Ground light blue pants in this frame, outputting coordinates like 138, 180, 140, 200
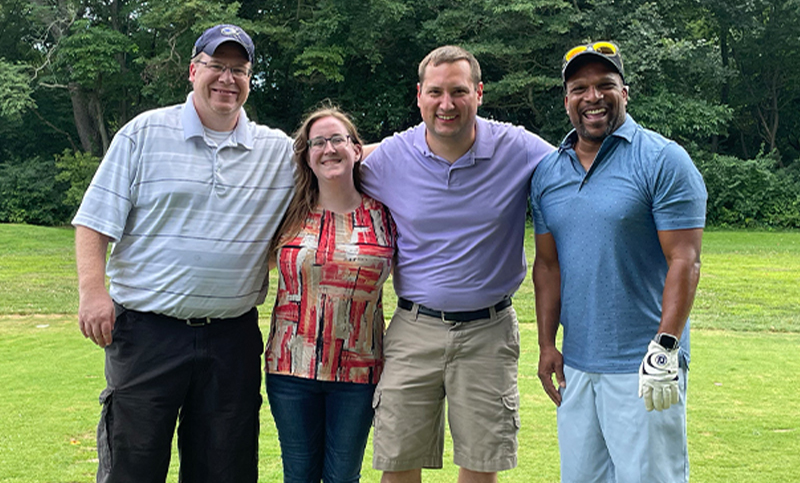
557, 365, 689, 483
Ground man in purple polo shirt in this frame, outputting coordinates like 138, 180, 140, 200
361, 45, 554, 483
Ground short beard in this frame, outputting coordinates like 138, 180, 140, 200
576, 125, 609, 143
576, 111, 625, 143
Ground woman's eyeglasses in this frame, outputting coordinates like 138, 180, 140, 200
307, 135, 350, 151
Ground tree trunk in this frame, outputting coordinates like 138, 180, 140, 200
712, 22, 731, 154
91, 91, 110, 154
69, 83, 100, 155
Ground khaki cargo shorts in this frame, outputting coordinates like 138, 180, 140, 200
371, 302, 520, 473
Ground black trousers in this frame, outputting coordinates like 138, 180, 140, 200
96, 304, 263, 483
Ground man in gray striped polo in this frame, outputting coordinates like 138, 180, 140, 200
72, 24, 294, 482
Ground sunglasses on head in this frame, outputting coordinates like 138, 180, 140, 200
564, 41, 619, 62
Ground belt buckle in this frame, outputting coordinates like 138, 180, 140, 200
441, 310, 460, 323
185, 317, 212, 327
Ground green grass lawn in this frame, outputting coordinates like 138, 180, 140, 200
1, 224, 798, 482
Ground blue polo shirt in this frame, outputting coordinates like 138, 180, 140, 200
530, 115, 707, 373
362, 117, 554, 311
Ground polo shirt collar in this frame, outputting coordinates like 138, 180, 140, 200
557, 114, 636, 154
472, 117, 496, 160
412, 116, 494, 163
181, 92, 254, 149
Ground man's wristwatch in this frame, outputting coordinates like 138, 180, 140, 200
653, 333, 680, 350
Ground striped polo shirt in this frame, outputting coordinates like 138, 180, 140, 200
73, 93, 295, 319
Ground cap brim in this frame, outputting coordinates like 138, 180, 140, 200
562, 51, 624, 84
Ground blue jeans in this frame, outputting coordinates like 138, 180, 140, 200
266, 373, 375, 483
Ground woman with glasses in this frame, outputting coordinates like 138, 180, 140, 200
265, 106, 395, 482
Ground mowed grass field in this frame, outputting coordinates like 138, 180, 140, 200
0, 224, 798, 482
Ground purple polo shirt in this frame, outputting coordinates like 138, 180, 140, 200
361, 117, 554, 311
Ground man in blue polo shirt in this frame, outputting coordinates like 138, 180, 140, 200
530, 41, 707, 482
361, 45, 554, 483
72, 24, 294, 482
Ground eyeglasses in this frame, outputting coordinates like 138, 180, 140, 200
564, 41, 619, 63
308, 134, 350, 151
195, 60, 252, 78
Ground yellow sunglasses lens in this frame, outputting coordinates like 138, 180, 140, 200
565, 45, 588, 62
565, 42, 618, 62
592, 42, 617, 55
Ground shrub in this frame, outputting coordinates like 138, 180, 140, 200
696, 152, 800, 228
0, 156, 72, 226
55, 149, 100, 213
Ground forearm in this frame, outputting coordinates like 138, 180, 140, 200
657, 228, 704, 338
533, 258, 561, 348
659, 257, 701, 338
75, 226, 111, 296
362, 142, 379, 159
75, 226, 116, 347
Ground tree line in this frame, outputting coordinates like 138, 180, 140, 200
1, 0, 799, 227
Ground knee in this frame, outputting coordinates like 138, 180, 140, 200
381, 469, 422, 483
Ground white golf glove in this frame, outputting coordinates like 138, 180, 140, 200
638, 340, 679, 411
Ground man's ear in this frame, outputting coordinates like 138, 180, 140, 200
189, 62, 197, 83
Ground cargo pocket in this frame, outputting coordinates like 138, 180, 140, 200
501, 385, 521, 450
97, 388, 114, 472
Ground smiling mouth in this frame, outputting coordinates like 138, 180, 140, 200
437, 114, 457, 121
212, 88, 238, 96
582, 107, 608, 120
586, 108, 605, 114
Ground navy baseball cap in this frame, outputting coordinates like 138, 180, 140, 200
562, 41, 624, 84
192, 24, 254, 63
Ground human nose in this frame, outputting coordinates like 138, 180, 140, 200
218, 66, 235, 82
440, 93, 455, 109
322, 138, 337, 153
585, 86, 603, 101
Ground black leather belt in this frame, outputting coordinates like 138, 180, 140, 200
169, 311, 254, 327
178, 308, 256, 326
114, 302, 254, 327
397, 297, 512, 322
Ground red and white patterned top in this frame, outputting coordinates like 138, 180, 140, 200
265, 195, 395, 384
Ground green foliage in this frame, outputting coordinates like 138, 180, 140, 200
0, 157, 71, 226
0, 59, 35, 120
632, 89, 733, 146
0, 0, 797, 225
55, 149, 100, 212
56, 20, 138, 89
702, 0, 800, 164
293, 45, 346, 83
696, 152, 800, 227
